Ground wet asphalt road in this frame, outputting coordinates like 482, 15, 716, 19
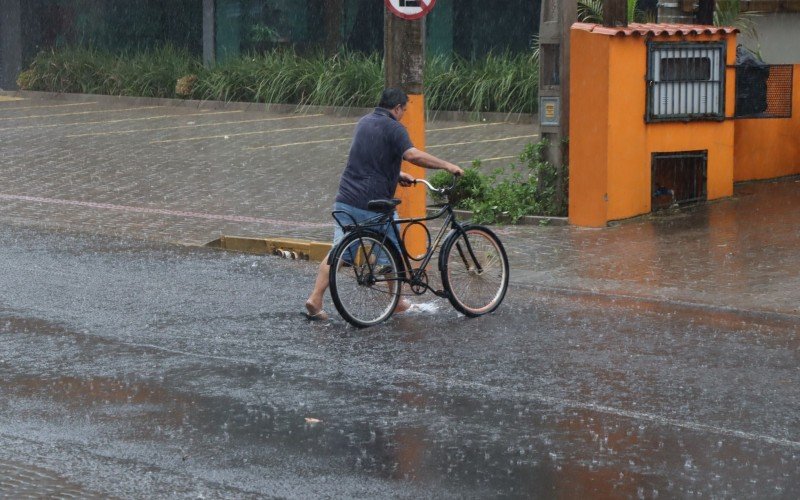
0, 225, 798, 498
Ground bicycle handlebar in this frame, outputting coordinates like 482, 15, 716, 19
410, 176, 457, 194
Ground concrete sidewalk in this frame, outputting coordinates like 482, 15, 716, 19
1, 93, 798, 318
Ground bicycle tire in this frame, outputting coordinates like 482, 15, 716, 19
329, 230, 403, 327
440, 225, 509, 317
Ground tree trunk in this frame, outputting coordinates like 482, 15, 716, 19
697, 0, 716, 25
603, 0, 627, 27
323, 0, 344, 53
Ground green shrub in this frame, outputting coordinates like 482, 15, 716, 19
16, 69, 35, 90
20, 45, 201, 98
428, 139, 566, 224
429, 166, 488, 207
426, 51, 539, 114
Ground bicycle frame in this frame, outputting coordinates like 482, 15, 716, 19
331, 182, 484, 298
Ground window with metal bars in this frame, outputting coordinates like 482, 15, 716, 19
646, 42, 726, 123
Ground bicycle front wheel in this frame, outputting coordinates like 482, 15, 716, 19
440, 225, 509, 317
329, 231, 402, 328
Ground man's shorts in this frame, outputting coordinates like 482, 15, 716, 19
332, 201, 402, 264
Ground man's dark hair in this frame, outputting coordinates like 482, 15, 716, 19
378, 88, 408, 109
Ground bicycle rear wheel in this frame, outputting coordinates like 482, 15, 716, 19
329, 231, 402, 327
440, 225, 509, 317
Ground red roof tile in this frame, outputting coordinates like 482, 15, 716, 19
572, 22, 739, 37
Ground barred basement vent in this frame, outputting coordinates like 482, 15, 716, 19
651, 151, 708, 211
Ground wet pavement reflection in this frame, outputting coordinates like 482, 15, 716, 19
0, 225, 798, 497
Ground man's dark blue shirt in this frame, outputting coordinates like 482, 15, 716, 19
335, 107, 414, 210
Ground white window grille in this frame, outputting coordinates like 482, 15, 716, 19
646, 42, 726, 122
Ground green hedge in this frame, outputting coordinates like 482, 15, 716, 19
18, 46, 539, 114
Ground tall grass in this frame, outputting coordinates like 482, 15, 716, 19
193, 51, 384, 107
18, 45, 202, 98
426, 51, 539, 114
19, 46, 539, 114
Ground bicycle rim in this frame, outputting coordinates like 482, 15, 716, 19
330, 234, 401, 327
442, 227, 509, 316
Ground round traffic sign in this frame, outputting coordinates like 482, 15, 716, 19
384, 0, 437, 20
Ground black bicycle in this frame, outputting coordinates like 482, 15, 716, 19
328, 177, 509, 327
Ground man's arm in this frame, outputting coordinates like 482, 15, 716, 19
403, 147, 464, 176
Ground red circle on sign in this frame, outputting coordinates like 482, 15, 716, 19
384, 0, 437, 20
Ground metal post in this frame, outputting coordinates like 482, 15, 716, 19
538, 0, 576, 211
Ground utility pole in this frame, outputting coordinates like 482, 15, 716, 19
384, 4, 428, 256
538, 0, 576, 212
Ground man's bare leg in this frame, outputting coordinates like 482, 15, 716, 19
305, 257, 330, 320
395, 297, 411, 313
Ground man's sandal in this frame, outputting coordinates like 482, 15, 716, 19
305, 302, 330, 321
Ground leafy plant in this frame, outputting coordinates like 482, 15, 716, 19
714, 0, 760, 45
249, 24, 281, 44
429, 166, 488, 207
175, 74, 198, 97
428, 139, 566, 224
578, 0, 644, 23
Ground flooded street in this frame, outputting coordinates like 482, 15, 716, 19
0, 225, 797, 498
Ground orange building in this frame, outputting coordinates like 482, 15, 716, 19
569, 23, 747, 227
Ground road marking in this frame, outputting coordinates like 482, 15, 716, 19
249, 140, 532, 153
246, 137, 351, 150
150, 122, 357, 144
0, 101, 95, 110
0, 110, 245, 133
0, 105, 162, 121
0, 193, 330, 229
428, 134, 539, 149
461, 155, 518, 164
428, 123, 505, 132
0, 96, 27, 103
66, 113, 323, 138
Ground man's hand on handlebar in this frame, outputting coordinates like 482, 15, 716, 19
446, 163, 465, 177
398, 171, 416, 187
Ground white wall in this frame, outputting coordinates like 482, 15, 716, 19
739, 13, 800, 64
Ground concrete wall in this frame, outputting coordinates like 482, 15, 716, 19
0, 0, 22, 90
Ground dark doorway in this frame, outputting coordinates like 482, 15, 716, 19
651, 151, 708, 210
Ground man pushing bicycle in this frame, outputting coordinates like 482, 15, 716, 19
305, 88, 464, 320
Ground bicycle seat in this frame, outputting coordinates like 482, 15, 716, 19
367, 198, 402, 212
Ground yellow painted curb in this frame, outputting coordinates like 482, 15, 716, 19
206, 236, 331, 262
